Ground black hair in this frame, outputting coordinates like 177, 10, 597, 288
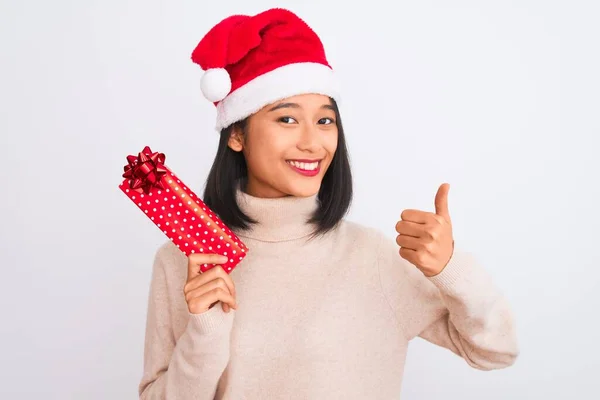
202, 97, 352, 237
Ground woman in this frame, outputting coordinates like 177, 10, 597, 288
138, 8, 518, 399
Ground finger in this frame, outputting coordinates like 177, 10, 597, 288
187, 253, 229, 279
395, 220, 426, 237
205, 266, 236, 298
396, 234, 421, 251
185, 277, 229, 301
399, 247, 418, 264
400, 209, 429, 224
222, 302, 230, 313
188, 287, 237, 314
434, 183, 451, 221
184, 268, 235, 300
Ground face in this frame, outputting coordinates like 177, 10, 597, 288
228, 93, 339, 198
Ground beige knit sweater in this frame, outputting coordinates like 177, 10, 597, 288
138, 189, 518, 399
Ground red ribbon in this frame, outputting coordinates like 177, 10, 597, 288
122, 146, 168, 194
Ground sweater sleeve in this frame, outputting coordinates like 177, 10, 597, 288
138, 245, 235, 399
376, 234, 519, 370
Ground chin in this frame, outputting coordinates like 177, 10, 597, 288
284, 179, 322, 198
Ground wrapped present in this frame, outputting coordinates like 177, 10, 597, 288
119, 146, 248, 274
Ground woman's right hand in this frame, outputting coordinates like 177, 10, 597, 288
184, 253, 237, 314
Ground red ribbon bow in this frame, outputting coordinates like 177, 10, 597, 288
122, 146, 168, 194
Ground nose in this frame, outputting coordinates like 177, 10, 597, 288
296, 123, 321, 153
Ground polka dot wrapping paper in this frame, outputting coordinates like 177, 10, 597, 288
119, 146, 249, 274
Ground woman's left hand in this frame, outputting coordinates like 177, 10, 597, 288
395, 183, 455, 277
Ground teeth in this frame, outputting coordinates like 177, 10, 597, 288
288, 160, 319, 171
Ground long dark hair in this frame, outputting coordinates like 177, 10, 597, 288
202, 97, 352, 237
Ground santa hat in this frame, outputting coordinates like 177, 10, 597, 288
190, 8, 341, 131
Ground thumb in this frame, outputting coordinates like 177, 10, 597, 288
434, 183, 451, 221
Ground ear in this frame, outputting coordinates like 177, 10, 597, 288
227, 125, 244, 152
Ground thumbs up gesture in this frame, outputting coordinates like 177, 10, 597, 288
395, 183, 455, 277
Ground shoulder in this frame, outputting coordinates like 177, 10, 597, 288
334, 219, 408, 272
151, 240, 188, 279
154, 239, 187, 263
333, 219, 396, 253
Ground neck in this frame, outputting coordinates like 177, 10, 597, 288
234, 187, 319, 242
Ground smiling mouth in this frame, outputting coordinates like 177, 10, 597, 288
286, 160, 321, 171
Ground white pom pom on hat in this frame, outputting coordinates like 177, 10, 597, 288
200, 68, 231, 102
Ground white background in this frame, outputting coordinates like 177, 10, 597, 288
1, 0, 598, 398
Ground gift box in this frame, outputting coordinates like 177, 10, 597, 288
119, 146, 248, 274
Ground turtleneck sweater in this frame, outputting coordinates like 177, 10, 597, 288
138, 189, 519, 399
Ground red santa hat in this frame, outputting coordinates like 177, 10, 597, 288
190, 8, 341, 131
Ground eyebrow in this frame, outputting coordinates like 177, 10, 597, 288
267, 102, 335, 112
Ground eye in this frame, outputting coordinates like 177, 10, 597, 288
318, 117, 335, 125
278, 116, 297, 124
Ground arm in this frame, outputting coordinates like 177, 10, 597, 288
139, 245, 234, 399
377, 235, 519, 370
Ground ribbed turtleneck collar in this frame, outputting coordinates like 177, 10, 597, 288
234, 187, 320, 242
